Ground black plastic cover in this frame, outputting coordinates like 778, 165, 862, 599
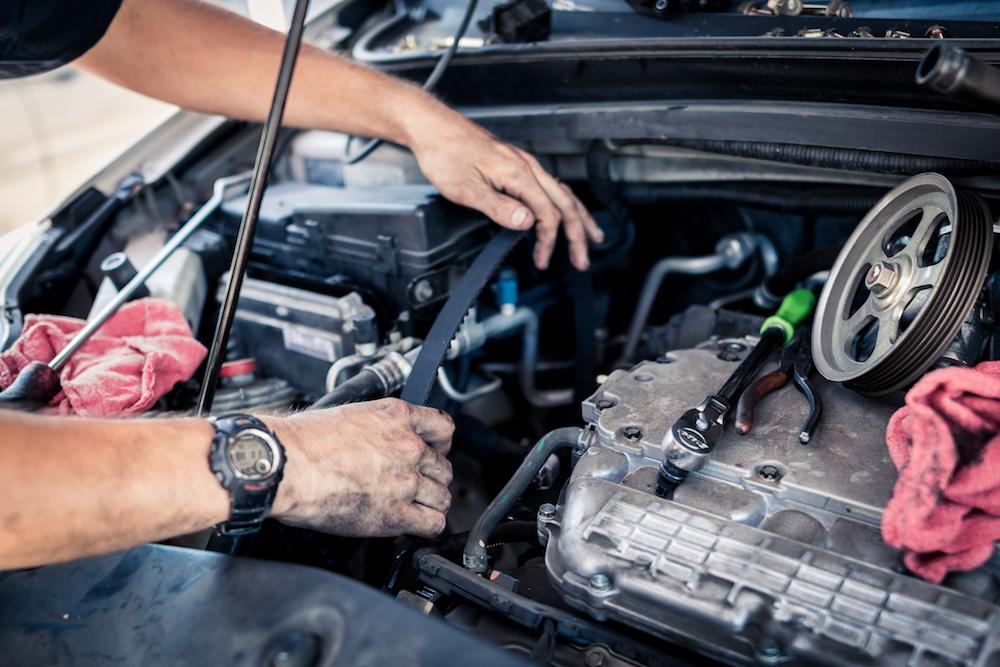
221, 183, 491, 313
0, 545, 527, 666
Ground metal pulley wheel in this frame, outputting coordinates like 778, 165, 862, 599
812, 173, 993, 395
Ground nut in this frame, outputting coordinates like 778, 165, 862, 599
865, 262, 898, 296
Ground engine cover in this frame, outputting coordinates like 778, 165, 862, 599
542, 342, 1000, 666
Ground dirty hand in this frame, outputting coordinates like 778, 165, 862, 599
408, 113, 604, 271
267, 399, 454, 538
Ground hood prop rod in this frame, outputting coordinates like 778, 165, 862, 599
196, 0, 311, 416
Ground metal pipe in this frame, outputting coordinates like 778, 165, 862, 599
622, 234, 756, 363
482, 307, 572, 407
436, 366, 502, 403
325, 353, 369, 392
917, 44, 1000, 113
50, 173, 250, 371
311, 349, 418, 409
196, 0, 311, 416
463, 427, 588, 574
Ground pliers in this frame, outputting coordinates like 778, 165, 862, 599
735, 334, 822, 445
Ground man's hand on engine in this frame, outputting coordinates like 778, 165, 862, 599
268, 399, 454, 538
407, 114, 604, 272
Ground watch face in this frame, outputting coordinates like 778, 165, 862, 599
228, 431, 277, 480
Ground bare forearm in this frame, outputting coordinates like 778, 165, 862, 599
77, 0, 457, 148
0, 413, 227, 569
0, 399, 455, 570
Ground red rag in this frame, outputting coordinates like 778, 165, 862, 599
0, 298, 207, 417
882, 361, 1000, 583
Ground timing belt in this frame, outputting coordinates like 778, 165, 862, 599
401, 228, 525, 406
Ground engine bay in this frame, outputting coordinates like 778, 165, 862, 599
5, 104, 1000, 665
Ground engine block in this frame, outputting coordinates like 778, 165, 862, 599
542, 341, 1000, 666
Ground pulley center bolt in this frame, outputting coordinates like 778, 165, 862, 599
865, 262, 899, 296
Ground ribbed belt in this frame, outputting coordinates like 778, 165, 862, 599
401, 229, 525, 406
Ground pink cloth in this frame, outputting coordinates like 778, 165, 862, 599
882, 361, 1000, 583
0, 298, 206, 417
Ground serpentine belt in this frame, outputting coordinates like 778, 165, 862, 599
401, 228, 525, 406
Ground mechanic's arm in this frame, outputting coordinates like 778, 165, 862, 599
76, 0, 602, 271
0, 399, 453, 569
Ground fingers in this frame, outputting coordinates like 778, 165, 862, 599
414, 477, 451, 513
406, 404, 455, 454
419, 447, 454, 487
564, 182, 604, 246
487, 160, 562, 270
518, 150, 600, 272
398, 503, 447, 538
473, 187, 536, 232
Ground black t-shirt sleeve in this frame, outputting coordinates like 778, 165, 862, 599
0, 0, 124, 79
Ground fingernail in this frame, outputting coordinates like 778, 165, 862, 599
594, 230, 606, 243
511, 208, 530, 228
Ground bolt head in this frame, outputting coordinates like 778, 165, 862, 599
758, 464, 781, 481
757, 638, 782, 658
653, 0, 668, 10
623, 426, 643, 441
413, 279, 435, 303
584, 649, 608, 667
589, 573, 611, 591
538, 503, 557, 520
767, 0, 802, 14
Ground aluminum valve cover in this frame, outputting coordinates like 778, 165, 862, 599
542, 343, 1000, 666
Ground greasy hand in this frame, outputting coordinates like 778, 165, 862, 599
409, 114, 603, 271
268, 399, 454, 538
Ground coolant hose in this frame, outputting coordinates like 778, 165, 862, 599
463, 427, 587, 574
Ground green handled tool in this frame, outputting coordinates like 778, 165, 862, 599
656, 288, 816, 497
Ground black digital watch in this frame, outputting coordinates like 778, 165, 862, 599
207, 414, 286, 536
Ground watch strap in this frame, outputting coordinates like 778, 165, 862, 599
208, 414, 285, 536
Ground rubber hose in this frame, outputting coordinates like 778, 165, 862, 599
755, 244, 842, 309
311, 368, 386, 409
640, 139, 1000, 175
917, 44, 1000, 114
463, 427, 586, 573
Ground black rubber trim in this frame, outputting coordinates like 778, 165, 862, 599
401, 229, 525, 406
